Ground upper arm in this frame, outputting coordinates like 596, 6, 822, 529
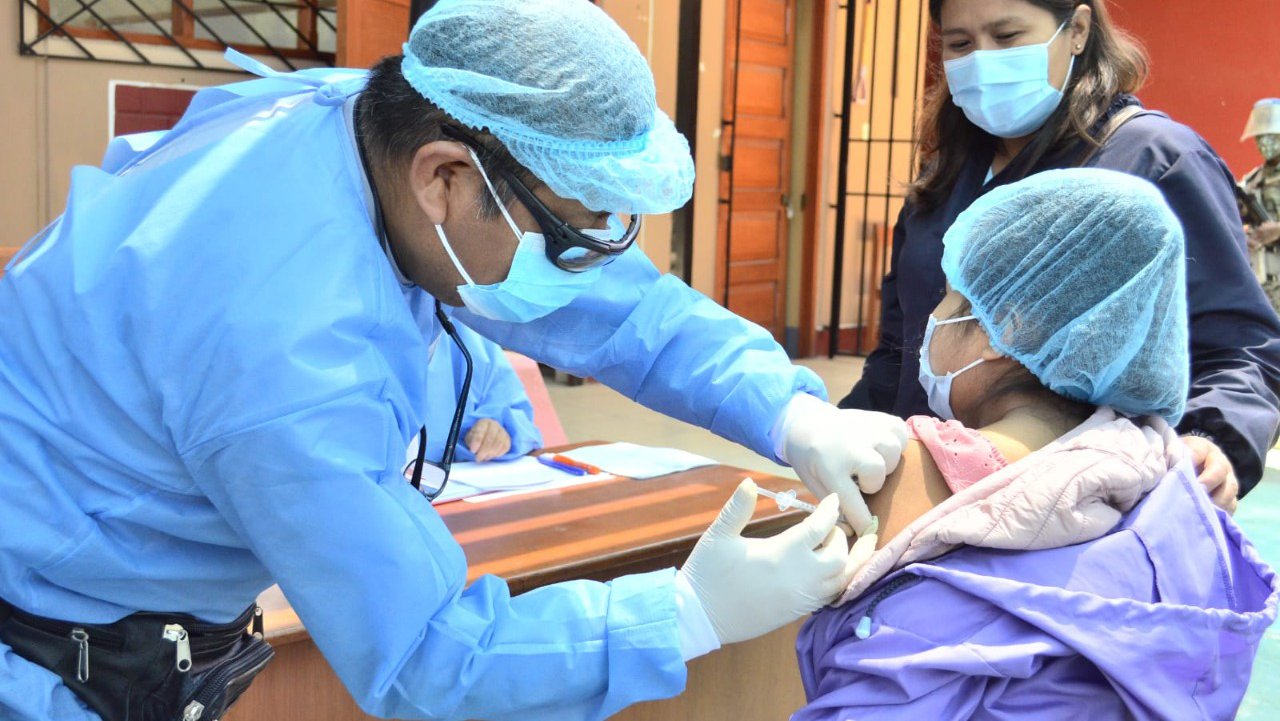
864, 438, 952, 546
459, 246, 826, 458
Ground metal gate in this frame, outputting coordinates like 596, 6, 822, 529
825, 0, 930, 357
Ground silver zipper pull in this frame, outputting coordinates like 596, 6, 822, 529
162, 624, 192, 672
70, 628, 89, 682
182, 700, 206, 721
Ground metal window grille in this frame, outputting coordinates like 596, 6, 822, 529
826, 0, 930, 357
19, 0, 337, 71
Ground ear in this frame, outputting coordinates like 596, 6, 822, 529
1069, 5, 1093, 56
407, 140, 477, 226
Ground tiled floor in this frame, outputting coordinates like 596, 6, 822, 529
546, 355, 865, 478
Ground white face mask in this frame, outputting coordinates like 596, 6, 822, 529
944, 22, 1075, 139
435, 148, 607, 324
918, 314, 984, 421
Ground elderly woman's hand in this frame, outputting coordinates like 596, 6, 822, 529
1181, 435, 1239, 514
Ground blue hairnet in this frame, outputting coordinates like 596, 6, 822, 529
402, 0, 694, 214
941, 168, 1189, 423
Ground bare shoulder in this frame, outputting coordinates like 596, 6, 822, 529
864, 439, 952, 548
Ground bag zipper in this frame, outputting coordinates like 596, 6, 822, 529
163, 624, 193, 672
70, 628, 90, 682
181, 639, 275, 721
854, 574, 924, 640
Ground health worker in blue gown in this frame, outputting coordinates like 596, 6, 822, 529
0, 1, 905, 720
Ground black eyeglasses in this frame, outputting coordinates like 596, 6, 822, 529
440, 124, 643, 272
403, 301, 473, 501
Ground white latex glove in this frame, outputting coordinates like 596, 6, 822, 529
677, 478, 876, 646
779, 395, 908, 534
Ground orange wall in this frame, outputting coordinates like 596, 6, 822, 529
1110, 0, 1280, 177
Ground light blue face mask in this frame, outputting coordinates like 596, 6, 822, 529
944, 22, 1075, 139
918, 314, 985, 421
435, 149, 615, 323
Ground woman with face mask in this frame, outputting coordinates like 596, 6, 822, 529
795, 168, 1278, 721
838, 0, 1280, 514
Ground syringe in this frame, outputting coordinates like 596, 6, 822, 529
756, 484, 880, 538
756, 486, 817, 513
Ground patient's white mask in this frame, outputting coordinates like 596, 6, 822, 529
918, 314, 985, 421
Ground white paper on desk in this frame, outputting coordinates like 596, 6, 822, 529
558, 442, 717, 480
462, 472, 614, 504
430, 457, 581, 504
451, 457, 572, 489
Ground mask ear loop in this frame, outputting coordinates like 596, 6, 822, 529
434, 223, 477, 287
928, 314, 987, 376
460, 145, 523, 240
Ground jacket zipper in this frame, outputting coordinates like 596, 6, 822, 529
855, 574, 924, 640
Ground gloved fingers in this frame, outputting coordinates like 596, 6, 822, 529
850, 448, 888, 495
797, 473, 835, 507
844, 532, 878, 577
813, 526, 850, 573
782, 493, 841, 549
836, 479, 874, 536
873, 427, 908, 475
706, 478, 759, 539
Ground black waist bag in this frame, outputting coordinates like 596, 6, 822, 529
0, 598, 274, 721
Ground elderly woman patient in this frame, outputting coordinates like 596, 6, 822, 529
795, 169, 1278, 720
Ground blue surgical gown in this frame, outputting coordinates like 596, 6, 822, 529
0, 67, 824, 720
425, 323, 542, 463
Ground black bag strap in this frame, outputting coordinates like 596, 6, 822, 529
1077, 105, 1146, 167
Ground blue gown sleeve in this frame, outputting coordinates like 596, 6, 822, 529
838, 207, 909, 413
452, 326, 543, 462
456, 247, 827, 460
181, 403, 683, 720
1152, 147, 1280, 493
167, 249, 685, 719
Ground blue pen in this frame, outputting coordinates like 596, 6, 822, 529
537, 454, 587, 476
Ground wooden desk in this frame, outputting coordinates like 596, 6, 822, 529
229, 453, 816, 721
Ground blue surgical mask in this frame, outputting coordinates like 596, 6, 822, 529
944, 22, 1075, 139
918, 314, 984, 421
435, 150, 609, 323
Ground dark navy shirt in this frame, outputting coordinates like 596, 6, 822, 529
840, 97, 1280, 494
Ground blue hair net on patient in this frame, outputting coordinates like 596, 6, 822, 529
941, 168, 1189, 423
401, 0, 694, 214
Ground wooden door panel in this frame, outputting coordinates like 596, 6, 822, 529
727, 280, 780, 330
730, 210, 785, 261
337, 0, 410, 68
737, 65, 786, 117
719, 0, 795, 341
741, 0, 789, 42
733, 140, 785, 189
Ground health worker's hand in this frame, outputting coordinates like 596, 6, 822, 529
678, 479, 875, 646
780, 396, 908, 534
1182, 435, 1239, 514
465, 419, 512, 462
